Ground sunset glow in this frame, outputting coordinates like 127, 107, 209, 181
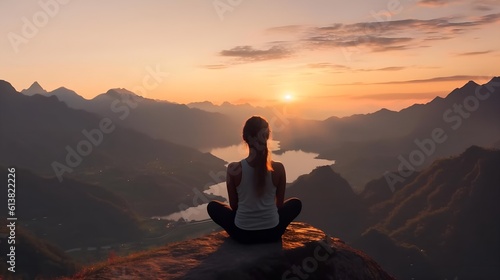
1, 1, 499, 119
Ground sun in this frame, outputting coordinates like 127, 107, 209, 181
283, 93, 294, 102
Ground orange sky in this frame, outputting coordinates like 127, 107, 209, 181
1, 1, 499, 119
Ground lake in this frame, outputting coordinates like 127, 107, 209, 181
158, 140, 335, 221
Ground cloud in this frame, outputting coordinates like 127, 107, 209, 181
214, 13, 500, 66
358, 66, 406, 72
300, 13, 500, 52
306, 63, 406, 72
219, 45, 292, 62
307, 63, 350, 70
311, 91, 444, 102
199, 64, 229, 70
329, 75, 492, 86
374, 75, 493, 85
305, 34, 414, 51
471, 0, 500, 11
418, 0, 454, 6
455, 50, 493, 56
265, 25, 306, 34
350, 91, 444, 101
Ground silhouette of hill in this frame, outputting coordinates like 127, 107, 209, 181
69, 222, 395, 280
21, 81, 47, 95
279, 145, 500, 279
49, 86, 88, 108
0, 167, 142, 249
366, 146, 500, 279
286, 166, 365, 241
20, 81, 88, 108
0, 225, 79, 279
85, 89, 242, 150
20, 82, 243, 150
188, 101, 277, 126
360, 171, 420, 222
352, 228, 437, 279
0, 80, 227, 216
278, 77, 500, 191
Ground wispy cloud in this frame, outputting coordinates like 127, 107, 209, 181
455, 50, 493, 56
328, 75, 492, 86
219, 45, 292, 62
306, 63, 406, 72
472, 0, 500, 11
350, 91, 444, 101
215, 13, 500, 66
373, 75, 492, 85
306, 63, 350, 70
265, 25, 306, 34
418, 0, 454, 7
199, 64, 229, 70
311, 91, 444, 101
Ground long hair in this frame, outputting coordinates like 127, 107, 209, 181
243, 116, 273, 196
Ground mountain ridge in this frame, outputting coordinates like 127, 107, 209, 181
277, 76, 500, 191
0, 81, 227, 217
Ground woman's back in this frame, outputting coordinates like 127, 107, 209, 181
207, 115, 301, 244
234, 159, 279, 230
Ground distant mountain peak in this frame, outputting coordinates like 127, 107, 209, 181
463, 80, 480, 90
445, 79, 481, 99
107, 88, 138, 95
22, 81, 47, 96
105, 88, 140, 99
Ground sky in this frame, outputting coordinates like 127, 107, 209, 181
1, 0, 499, 119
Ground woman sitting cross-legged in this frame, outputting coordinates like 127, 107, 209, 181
207, 116, 302, 244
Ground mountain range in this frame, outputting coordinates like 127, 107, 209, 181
277, 77, 500, 191
20, 82, 241, 150
1, 80, 227, 217
2, 77, 499, 279
364, 146, 500, 279
287, 145, 500, 279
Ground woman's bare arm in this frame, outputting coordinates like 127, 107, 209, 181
226, 162, 240, 211
273, 162, 286, 209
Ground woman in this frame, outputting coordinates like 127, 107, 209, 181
207, 116, 302, 244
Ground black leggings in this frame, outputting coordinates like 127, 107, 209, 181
207, 198, 302, 244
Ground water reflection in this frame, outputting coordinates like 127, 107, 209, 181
161, 141, 335, 221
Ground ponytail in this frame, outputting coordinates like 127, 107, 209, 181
243, 116, 273, 196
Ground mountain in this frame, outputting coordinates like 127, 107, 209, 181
36, 86, 242, 150
278, 77, 500, 191
286, 166, 365, 241
352, 228, 437, 279
364, 146, 500, 279
0, 167, 142, 249
49, 86, 88, 109
187, 101, 277, 126
0, 225, 79, 279
21, 81, 47, 95
280, 145, 500, 279
70, 222, 395, 280
20, 81, 88, 109
18, 82, 244, 150
0, 80, 227, 216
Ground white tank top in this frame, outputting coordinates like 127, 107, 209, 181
234, 159, 279, 230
